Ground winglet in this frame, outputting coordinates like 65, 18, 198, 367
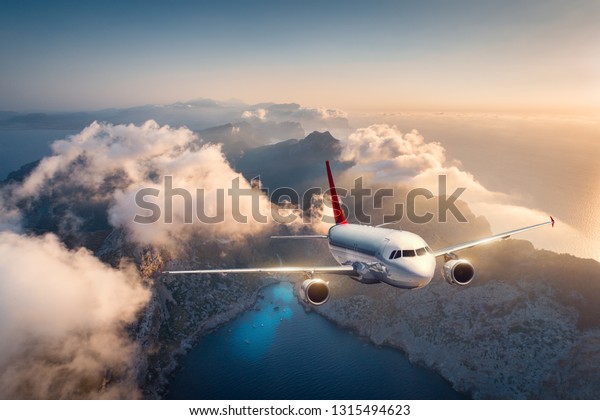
550, 215, 555, 227
325, 160, 347, 225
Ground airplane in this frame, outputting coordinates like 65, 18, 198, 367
164, 161, 554, 306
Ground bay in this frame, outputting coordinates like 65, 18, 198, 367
167, 282, 465, 400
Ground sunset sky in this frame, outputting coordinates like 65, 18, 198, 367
1, 0, 598, 114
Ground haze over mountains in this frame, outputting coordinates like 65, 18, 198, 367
0, 99, 350, 134
0, 99, 599, 398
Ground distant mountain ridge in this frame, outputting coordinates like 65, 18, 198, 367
0, 99, 350, 134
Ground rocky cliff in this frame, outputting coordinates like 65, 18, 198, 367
308, 240, 600, 398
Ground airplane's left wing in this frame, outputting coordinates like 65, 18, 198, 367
433, 216, 554, 257
164, 266, 357, 276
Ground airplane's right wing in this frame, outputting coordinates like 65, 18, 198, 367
164, 266, 357, 276
432, 216, 554, 257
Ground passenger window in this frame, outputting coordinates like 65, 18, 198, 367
403, 249, 416, 257
416, 248, 426, 256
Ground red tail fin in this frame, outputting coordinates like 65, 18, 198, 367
325, 160, 347, 225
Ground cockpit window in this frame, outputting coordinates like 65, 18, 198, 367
390, 247, 431, 259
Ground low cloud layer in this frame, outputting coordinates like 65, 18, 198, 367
341, 124, 447, 178
241, 103, 349, 135
15, 120, 274, 248
0, 232, 150, 398
242, 104, 347, 121
340, 124, 596, 260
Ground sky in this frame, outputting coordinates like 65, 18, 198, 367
0, 0, 599, 114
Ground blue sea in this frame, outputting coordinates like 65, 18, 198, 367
0, 129, 78, 180
167, 282, 465, 400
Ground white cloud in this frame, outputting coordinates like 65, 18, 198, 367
240, 104, 350, 137
0, 232, 150, 398
341, 124, 597, 260
341, 124, 446, 179
15, 120, 275, 248
289, 106, 348, 120
241, 108, 268, 120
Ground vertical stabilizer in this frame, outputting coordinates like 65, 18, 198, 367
325, 160, 347, 225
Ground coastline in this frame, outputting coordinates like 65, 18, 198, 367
151, 256, 600, 400
153, 278, 469, 399
141, 278, 279, 398
304, 294, 469, 397
303, 274, 599, 399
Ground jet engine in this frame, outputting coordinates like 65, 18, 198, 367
301, 278, 330, 306
442, 259, 475, 286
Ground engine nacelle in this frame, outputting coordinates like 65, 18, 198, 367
442, 259, 475, 286
301, 278, 330, 306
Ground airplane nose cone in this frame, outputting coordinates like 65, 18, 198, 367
405, 266, 431, 280
400, 257, 436, 280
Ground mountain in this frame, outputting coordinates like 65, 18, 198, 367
0, 111, 19, 121
234, 131, 351, 205
198, 120, 305, 161
0, 106, 236, 131
0, 99, 242, 130
0, 112, 100, 129
2, 160, 41, 184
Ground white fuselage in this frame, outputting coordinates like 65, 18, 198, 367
328, 224, 436, 289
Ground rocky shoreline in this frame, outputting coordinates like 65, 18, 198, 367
145, 248, 600, 400
126, 234, 600, 400
303, 253, 600, 399
139, 277, 278, 398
